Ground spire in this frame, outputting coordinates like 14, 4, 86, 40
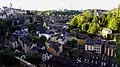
43, 22, 48, 29
10, 3, 12, 8
118, 4, 120, 8
10, 0, 12, 8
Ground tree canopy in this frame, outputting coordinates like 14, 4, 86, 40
69, 8, 120, 34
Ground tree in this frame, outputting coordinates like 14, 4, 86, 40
83, 10, 92, 22
81, 23, 89, 32
116, 35, 120, 66
92, 9, 99, 23
24, 53, 42, 66
69, 8, 120, 34
77, 15, 85, 28
66, 39, 77, 48
0, 49, 20, 65
0, 20, 9, 39
70, 17, 78, 27
101, 13, 107, 26
107, 16, 119, 31
87, 22, 100, 34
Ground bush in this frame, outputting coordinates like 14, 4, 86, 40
0, 49, 19, 65
24, 53, 42, 65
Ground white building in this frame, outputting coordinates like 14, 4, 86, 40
85, 39, 106, 54
0, 14, 7, 19
102, 28, 112, 37
104, 40, 117, 57
85, 45, 94, 51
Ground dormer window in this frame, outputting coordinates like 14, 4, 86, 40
84, 59, 86, 62
95, 61, 97, 64
102, 57, 103, 60
103, 62, 106, 66
115, 64, 117, 67
87, 59, 89, 62
91, 60, 93, 63
101, 62, 103, 66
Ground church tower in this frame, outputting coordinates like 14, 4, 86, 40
10, 0, 12, 8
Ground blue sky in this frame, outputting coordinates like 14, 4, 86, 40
0, 0, 120, 10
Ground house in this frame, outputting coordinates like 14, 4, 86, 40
77, 34, 89, 45
85, 38, 94, 51
0, 8, 7, 19
85, 39, 107, 54
57, 36, 67, 45
94, 39, 106, 54
0, 13, 6, 19
104, 40, 117, 57
76, 55, 118, 67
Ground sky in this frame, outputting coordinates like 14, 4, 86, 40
0, 0, 120, 10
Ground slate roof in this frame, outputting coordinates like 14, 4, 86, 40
86, 38, 94, 45
39, 27, 46, 33
77, 34, 89, 39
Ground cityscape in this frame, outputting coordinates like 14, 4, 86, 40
0, 0, 120, 67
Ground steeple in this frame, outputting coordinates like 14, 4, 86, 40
118, 4, 120, 8
10, 0, 12, 8
43, 22, 48, 29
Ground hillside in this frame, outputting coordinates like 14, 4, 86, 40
69, 8, 120, 34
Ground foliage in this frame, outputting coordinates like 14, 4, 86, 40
0, 20, 9, 37
87, 22, 100, 34
24, 53, 42, 65
0, 49, 19, 65
66, 39, 77, 48
92, 9, 99, 23
28, 24, 39, 33
69, 8, 120, 34
107, 16, 119, 30
116, 35, 120, 65
70, 17, 78, 27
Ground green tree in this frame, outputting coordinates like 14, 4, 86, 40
77, 15, 85, 28
83, 10, 92, 22
0, 49, 19, 65
92, 9, 99, 23
107, 16, 119, 31
116, 35, 120, 66
81, 23, 89, 32
87, 22, 100, 34
24, 53, 42, 66
70, 17, 78, 27
0, 20, 9, 39
101, 13, 107, 26
66, 39, 77, 48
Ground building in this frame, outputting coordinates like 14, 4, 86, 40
76, 55, 118, 67
77, 34, 89, 45
104, 40, 117, 57
85, 39, 106, 54
85, 38, 94, 51
94, 39, 106, 54
102, 28, 112, 38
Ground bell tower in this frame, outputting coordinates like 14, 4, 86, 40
10, 0, 12, 8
